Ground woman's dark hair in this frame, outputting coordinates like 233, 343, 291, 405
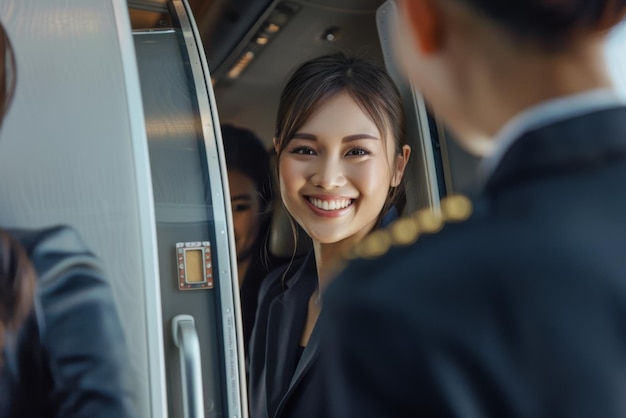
0, 21, 15, 130
274, 53, 407, 222
221, 124, 272, 212
0, 231, 36, 356
458, 0, 626, 49
0, 23, 36, 357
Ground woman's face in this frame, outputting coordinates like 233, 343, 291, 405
277, 91, 407, 247
228, 169, 262, 262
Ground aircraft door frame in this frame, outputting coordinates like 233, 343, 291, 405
168, 1, 247, 416
132, 0, 247, 416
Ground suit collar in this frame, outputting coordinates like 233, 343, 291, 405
480, 89, 626, 181
485, 106, 626, 195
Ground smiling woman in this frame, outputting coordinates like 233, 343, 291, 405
247, 53, 410, 418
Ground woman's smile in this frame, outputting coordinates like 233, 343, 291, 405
305, 195, 356, 217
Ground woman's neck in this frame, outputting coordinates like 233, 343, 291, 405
301, 224, 377, 346
313, 231, 368, 292
299, 239, 349, 347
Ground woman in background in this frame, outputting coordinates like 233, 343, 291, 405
222, 124, 275, 355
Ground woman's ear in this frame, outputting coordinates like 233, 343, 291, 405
273, 137, 279, 154
391, 145, 411, 187
399, 0, 443, 55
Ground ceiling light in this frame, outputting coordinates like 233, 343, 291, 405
227, 51, 255, 79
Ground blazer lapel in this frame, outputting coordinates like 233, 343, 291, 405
275, 322, 320, 416
263, 252, 317, 416
262, 294, 302, 415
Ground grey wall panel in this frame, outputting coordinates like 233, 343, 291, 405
0, 0, 165, 416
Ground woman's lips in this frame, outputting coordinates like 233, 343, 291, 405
305, 195, 355, 218
307, 196, 354, 211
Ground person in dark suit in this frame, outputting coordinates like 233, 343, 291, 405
247, 53, 411, 418
0, 21, 135, 418
319, 0, 626, 416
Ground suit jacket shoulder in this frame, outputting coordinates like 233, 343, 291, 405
1, 225, 136, 418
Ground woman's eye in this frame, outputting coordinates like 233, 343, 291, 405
290, 146, 316, 155
233, 204, 251, 212
346, 147, 369, 156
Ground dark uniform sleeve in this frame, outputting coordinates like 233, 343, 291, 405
320, 223, 626, 418
19, 226, 136, 417
318, 258, 432, 418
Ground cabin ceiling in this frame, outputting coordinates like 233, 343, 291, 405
129, 0, 388, 146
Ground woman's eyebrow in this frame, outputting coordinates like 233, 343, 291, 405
292, 133, 317, 141
342, 134, 380, 142
291, 133, 379, 141
231, 194, 253, 201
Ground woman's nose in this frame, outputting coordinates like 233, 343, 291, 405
310, 158, 347, 189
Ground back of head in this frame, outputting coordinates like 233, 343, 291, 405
456, 0, 626, 49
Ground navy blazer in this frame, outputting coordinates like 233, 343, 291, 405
248, 251, 327, 418
320, 106, 626, 417
0, 226, 135, 418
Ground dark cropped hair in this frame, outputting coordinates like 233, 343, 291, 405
458, 0, 626, 48
221, 124, 272, 210
0, 23, 37, 357
274, 53, 407, 219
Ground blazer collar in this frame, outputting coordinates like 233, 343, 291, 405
485, 106, 626, 195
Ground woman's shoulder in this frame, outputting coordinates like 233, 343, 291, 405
10, 224, 87, 250
4, 225, 136, 416
8, 225, 100, 280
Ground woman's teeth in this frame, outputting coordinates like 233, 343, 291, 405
309, 197, 353, 211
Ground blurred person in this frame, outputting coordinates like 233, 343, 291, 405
222, 124, 274, 354
319, 0, 626, 416
247, 53, 410, 418
0, 21, 135, 418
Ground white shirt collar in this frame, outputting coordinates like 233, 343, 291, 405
478, 88, 626, 182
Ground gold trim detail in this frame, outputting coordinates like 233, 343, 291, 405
441, 194, 472, 222
346, 194, 473, 261
390, 216, 420, 246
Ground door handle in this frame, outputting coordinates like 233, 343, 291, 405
172, 314, 205, 418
